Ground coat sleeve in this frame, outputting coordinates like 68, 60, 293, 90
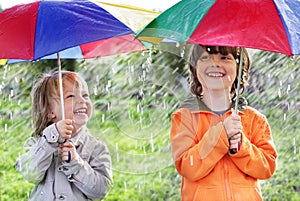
170, 108, 229, 181
230, 111, 277, 180
16, 133, 58, 183
59, 138, 112, 200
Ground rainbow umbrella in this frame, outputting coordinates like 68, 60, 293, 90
137, 0, 300, 56
0, 1, 160, 64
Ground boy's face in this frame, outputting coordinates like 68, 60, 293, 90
196, 49, 237, 93
50, 79, 93, 133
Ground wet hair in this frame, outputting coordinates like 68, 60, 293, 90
31, 70, 85, 136
189, 45, 250, 100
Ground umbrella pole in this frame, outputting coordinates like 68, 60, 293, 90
231, 48, 244, 153
234, 48, 244, 114
57, 52, 65, 120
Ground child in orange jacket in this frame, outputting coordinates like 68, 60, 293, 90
170, 45, 277, 201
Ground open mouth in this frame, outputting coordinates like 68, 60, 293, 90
207, 72, 225, 77
74, 108, 87, 115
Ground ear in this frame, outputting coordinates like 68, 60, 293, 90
47, 113, 56, 120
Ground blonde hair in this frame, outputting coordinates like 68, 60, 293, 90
31, 70, 84, 136
189, 45, 250, 100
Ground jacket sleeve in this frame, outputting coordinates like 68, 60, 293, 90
16, 127, 58, 183
59, 138, 112, 200
230, 111, 277, 180
170, 108, 229, 181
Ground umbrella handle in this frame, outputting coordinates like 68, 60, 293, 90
231, 48, 244, 153
66, 151, 71, 163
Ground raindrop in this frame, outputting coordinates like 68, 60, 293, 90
115, 143, 119, 162
116, 152, 119, 162
112, 67, 117, 74
150, 135, 154, 152
4, 123, 7, 132
139, 116, 143, 124
115, 143, 119, 152
107, 80, 111, 88
124, 181, 127, 193
278, 89, 281, 98
287, 84, 291, 94
142, 70, 146, 80
180, 46, 186, 57
159, 171, 162, 182
283, 113, 286, 121
279, 80, 283, 87
293, 137, 297, 155
18, 152, 22, 171
101, 114, 105, 123
137, 104, 141, 113
93, 86, 98, 95
161, 100, 166, 109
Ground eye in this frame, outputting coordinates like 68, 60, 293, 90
221, 55, 234, 62
199, 54, 211, 62
83, 93, 90, 99
66, 94, 75, 99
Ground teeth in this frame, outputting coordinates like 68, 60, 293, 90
74, 109, 87, 114
207, 73, 224, 77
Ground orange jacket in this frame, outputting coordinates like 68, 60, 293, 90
170, 96, 277, 201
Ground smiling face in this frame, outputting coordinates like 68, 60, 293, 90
50, 75, 93, 134
196, 48, 237, 94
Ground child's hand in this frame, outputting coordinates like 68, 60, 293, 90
229, 133, 241, 150
55, 119, 74, 141
59, 141, 76, 162
223, 114, 242, 139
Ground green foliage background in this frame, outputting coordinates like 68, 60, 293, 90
0, 47, 299, 200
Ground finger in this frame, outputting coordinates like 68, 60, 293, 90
230, 133, 242, 140
230, 138, 240, 145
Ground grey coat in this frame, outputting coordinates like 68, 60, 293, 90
16, 125, 112, 201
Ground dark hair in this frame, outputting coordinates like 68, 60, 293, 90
189, 45, 250, 100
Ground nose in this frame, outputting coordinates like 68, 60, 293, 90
210, 55, 221, 66
77, 95, 86, 103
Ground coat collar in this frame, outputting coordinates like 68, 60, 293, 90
179, 94, 248, 113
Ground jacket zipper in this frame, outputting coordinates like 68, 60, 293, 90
224, 158, 231, 201
220, 113, 232, 201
